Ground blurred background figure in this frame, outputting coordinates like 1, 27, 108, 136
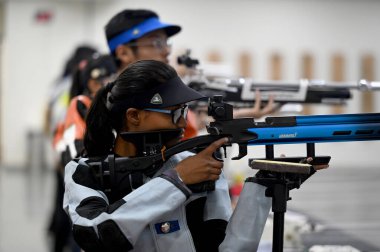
45, 45, 98, 252
61, 54, 117, 165
44, 46, 98, 143
46, 54, 116, 252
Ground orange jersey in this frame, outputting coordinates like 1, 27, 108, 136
52, 122, 65, 150
183, 110, 198, 140
64, 95, 92, 140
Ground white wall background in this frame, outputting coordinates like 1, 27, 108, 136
1, 0, 380, 166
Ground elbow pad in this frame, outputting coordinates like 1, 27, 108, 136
73, 220, 133, 252
72, 196, 133, 252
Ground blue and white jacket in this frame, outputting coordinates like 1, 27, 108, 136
63, 151, 271, 252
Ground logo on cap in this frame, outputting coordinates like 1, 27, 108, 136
133, 29, 139, 36
90, 68, 106, 79
151, 93, 163, 104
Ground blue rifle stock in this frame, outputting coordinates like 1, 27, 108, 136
249, 113, 380, 145
204, 95, 380, 160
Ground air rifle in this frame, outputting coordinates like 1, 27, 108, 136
178, 50, 380, 106
124, 94, 380, 164
90, 95, 380, 197
87, 96, 380, 252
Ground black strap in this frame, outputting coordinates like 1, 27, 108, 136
76, 99, 89, 120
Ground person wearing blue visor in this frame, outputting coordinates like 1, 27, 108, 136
103, 9, 276, 125
105, 9, 180, 72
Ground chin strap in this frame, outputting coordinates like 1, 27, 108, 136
161, 145, 167, 161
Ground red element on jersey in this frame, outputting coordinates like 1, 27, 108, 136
182, 110, 198, 140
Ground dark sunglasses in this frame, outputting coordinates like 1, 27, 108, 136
144, 105, 189, 124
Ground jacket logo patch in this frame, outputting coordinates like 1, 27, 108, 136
155, 220, 180, 234
150, 93, 163, 104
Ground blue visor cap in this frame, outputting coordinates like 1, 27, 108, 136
108, 17, 181, 53
108, 76, 206, 113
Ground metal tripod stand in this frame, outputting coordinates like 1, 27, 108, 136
250, 143, 320, 252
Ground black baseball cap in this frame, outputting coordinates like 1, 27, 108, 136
138, 76, 206, 109
82, 54, 117, 84
107, 76, 206, 113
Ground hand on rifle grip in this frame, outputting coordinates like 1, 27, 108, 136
175, 138, 228, 185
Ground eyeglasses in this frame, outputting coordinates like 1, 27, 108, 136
144, 105, 188, 124
127, 38, 172, 52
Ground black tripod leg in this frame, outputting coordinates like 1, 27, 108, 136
272, 183, 288, 252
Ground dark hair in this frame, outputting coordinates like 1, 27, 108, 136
84, 60, 177, 157
69, 54, 117, 99
62, 45, 97, 78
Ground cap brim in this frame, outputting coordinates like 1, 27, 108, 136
161, 24, 181, 38
156, 77, 206, 108
139, 22, 181, 40
108, 17, 181, 53
108, 76, 207, 112
130, 76, 206, 109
